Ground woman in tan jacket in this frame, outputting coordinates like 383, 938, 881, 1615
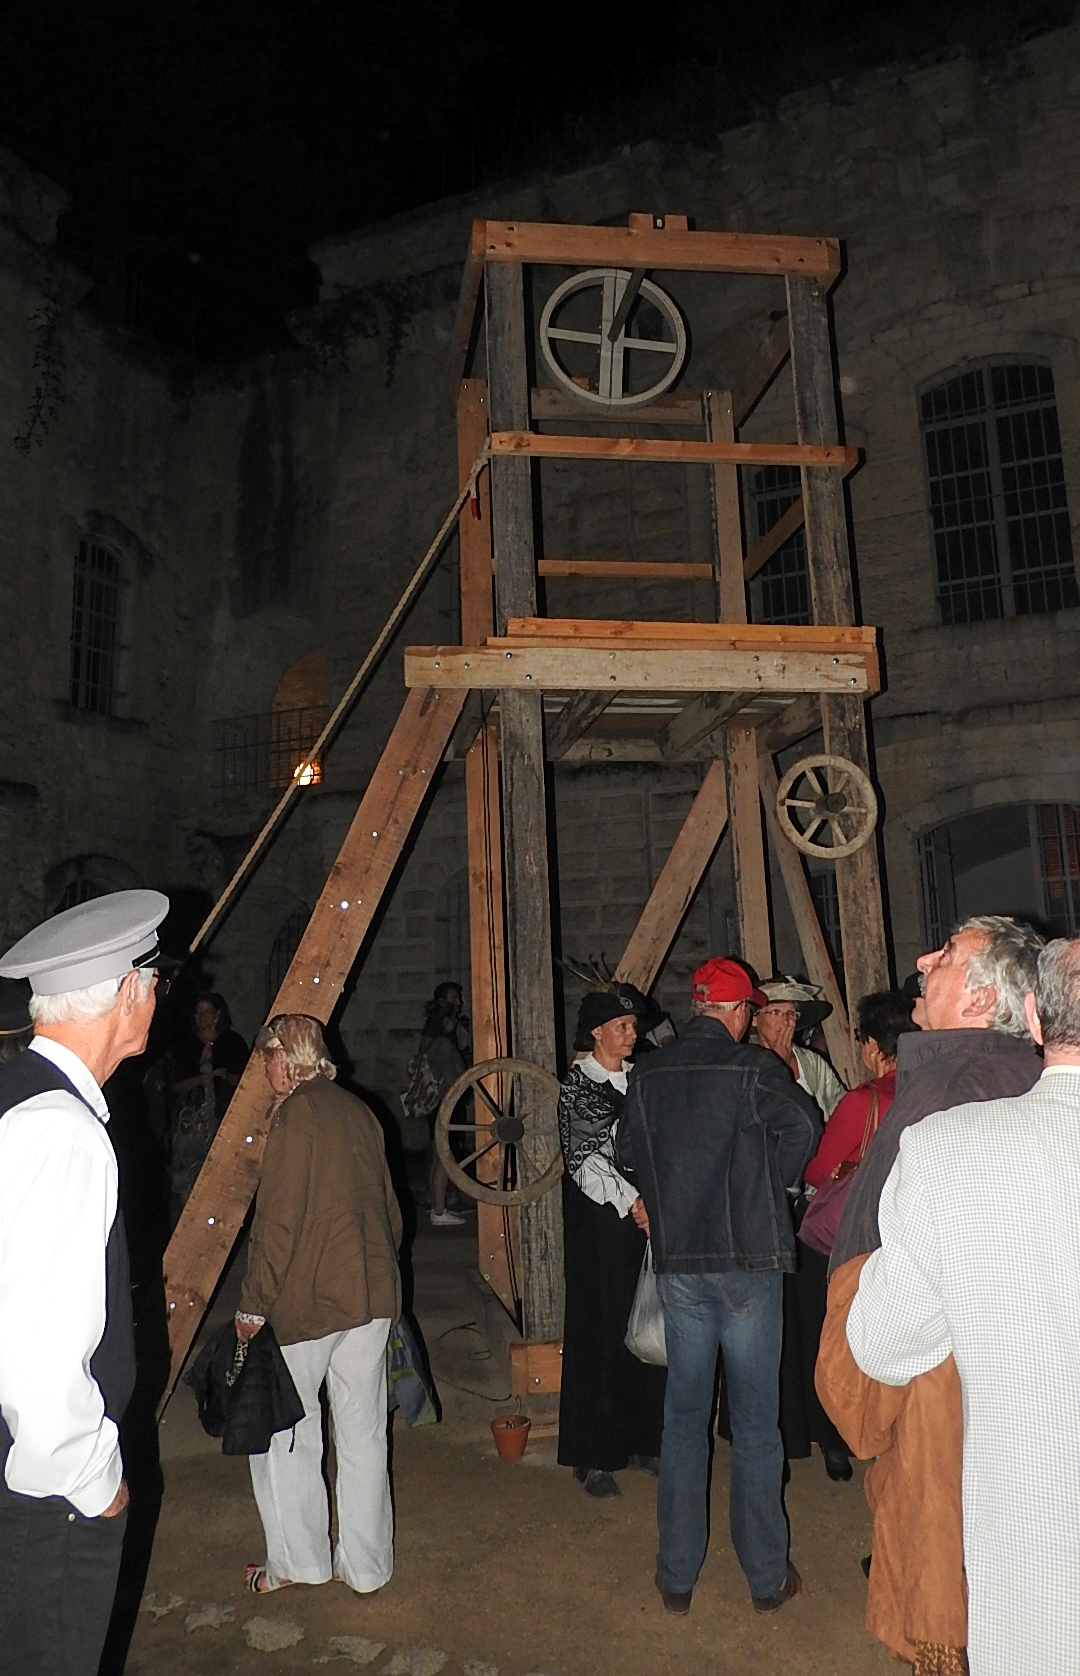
234, 1014, 403, 1596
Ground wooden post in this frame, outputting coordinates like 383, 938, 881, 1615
705, 387, 772, 978
786, 275, 889, 1031
161, 685, 466, 1396
457, 377, 518, 1315
484, 260, 563, 1349
615, 759, 729, 992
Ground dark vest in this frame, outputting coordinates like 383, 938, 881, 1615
0, 1050, 136, 1462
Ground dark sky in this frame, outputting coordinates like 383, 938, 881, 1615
1, 0, 1072, 359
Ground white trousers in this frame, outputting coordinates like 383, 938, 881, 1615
249, 1318, 393, 1592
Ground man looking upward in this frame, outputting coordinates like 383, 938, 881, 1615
0, 890, 168, 1676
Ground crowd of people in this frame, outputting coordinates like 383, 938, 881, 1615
1, 884, 1078, 1676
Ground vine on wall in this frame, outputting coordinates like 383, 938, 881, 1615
13, 302, 67, 454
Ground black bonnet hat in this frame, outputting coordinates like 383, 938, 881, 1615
575, 986, 643, 1047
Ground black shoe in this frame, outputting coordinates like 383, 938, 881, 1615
654, 1573, 692, 1615
572, 1467, 621, 1498
752, 1562, 802, 1614
823, 1447, 853, 1482
628, 1453, 661, 1476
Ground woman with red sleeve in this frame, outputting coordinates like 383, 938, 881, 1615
804, 992, 918, 1190
793, 990, 917, 1481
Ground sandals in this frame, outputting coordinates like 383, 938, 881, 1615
244, 1564, 294, 1594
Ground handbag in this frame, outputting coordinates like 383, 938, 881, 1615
797, 1090, 881, 1257
624, 1241, 667, 1367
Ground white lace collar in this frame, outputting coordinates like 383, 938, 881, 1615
579, 1052, 631, 1093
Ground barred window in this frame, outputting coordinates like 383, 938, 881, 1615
1033, 804, 1080, 936
747, 466, 812, 625
213, 706, 327, 795
70, 539, 122, 713
920, 361, 1079, 624
266, 907, 311, 1010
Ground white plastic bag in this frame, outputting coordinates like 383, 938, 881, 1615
624, 1241, 667, 1366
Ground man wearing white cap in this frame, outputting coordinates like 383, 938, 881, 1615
0, 888, 168, 1676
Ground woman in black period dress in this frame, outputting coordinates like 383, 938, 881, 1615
556, 988, 666, 1498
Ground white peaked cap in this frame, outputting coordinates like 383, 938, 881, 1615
0, 889, 170, 996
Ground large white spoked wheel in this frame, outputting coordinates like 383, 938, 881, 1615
434, 1056, 564, 1208
775, 753, 879, 860
538, 268, 687, 409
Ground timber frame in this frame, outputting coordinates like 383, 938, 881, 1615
159, 213, 889, 1405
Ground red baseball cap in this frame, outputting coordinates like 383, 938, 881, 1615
692, 957, 767, 1007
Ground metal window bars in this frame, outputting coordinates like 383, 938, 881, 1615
70, 540, 122, 713
748, 465, 813, 625
213, 706, 329, 795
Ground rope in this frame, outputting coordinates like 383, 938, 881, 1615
189, 446, 491, 956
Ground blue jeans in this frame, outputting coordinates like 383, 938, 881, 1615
656, 1269, 788, 1598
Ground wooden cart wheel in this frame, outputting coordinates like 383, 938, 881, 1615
775, 753, 879, 860
434, 1056, 564, 1208
538, 268, 687, 409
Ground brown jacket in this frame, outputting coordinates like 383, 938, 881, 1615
816, 1255, 967, 1662
240, 1075, 403, 1346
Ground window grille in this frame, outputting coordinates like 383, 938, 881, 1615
266, 908, 311, 1010
917, 826, 958, 951
213, 706, 328, 795
747, 466, 812, 625
1033, 804, 1080, 935
920, 361, 1079, 624
70, 540, 122, 713
54, 878, 107, 915
808, 868, 844, 987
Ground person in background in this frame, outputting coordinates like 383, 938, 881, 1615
817, 916, 1043, 1675
557, 987, 664, 1499
433, 980, 470, 1059
0, 975, 32, 1066
792, 990, 918, 1483
0, 889, 168, 1676
754, 978, 846, 1119
846, 937, 1080, 1676
237, 1014, 402, 1597
618, 958, 821, 1618
422, 995, 468, 1227
168, 991, 248, 1215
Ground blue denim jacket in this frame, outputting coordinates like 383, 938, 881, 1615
617, 1015, 823, 1275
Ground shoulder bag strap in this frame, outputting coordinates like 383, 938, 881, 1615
856, 1089, 881, 1162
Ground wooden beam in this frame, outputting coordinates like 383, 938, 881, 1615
726, 724, 772, 978
607, 268, 646, 341
758, 752, 857, 1088
530, 388, 704, 425
482, 220, 841, 280
162, 685, 467, 1396
788, 273, 889, 1030
538, 559, 713, 580
545, 689, 617, 758
458, 377, 517, 1315
662, 691, 749, 758
744, 496, 805, 582
485, 259, 563, 1352
732, 314, 791, 429
405, 644, 877, 694
757, 693, 822, 755
448, 220, 487, 407
491, 431, 857, 470
502, 617, 876, 649
705, 388, 746, 622
615, 760, 729, 992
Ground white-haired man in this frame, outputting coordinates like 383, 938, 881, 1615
847, 936, 1080, 1676
0, 890, 167, 1676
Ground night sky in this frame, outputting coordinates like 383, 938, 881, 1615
0, 0, 1071, 359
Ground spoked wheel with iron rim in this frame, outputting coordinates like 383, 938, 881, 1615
434, 1056, 564, 1207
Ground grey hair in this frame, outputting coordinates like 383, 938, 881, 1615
255, 1013, 337, 1085
958, 915, 1044, 1039
29, 967, 154, 1026
690, 997, 743, 1017
1034, 938, 1080, 1049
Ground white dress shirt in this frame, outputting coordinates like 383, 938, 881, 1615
0, 1037, 123, 1516
846, 1069, 1080, 1676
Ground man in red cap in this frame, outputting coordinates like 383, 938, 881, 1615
618, 957, 820, 1617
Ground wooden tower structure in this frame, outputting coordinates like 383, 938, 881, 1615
161, 214, 889, 1408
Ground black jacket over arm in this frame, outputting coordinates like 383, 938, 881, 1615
617, 1015, 821, 1275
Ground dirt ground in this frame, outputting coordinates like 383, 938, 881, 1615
130, 1213, 896, 1676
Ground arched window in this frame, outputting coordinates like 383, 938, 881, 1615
919, 360, 1079, 624
266, 907, 311, 1010
917, 803, 1080, 947
69, 538, 123, 713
